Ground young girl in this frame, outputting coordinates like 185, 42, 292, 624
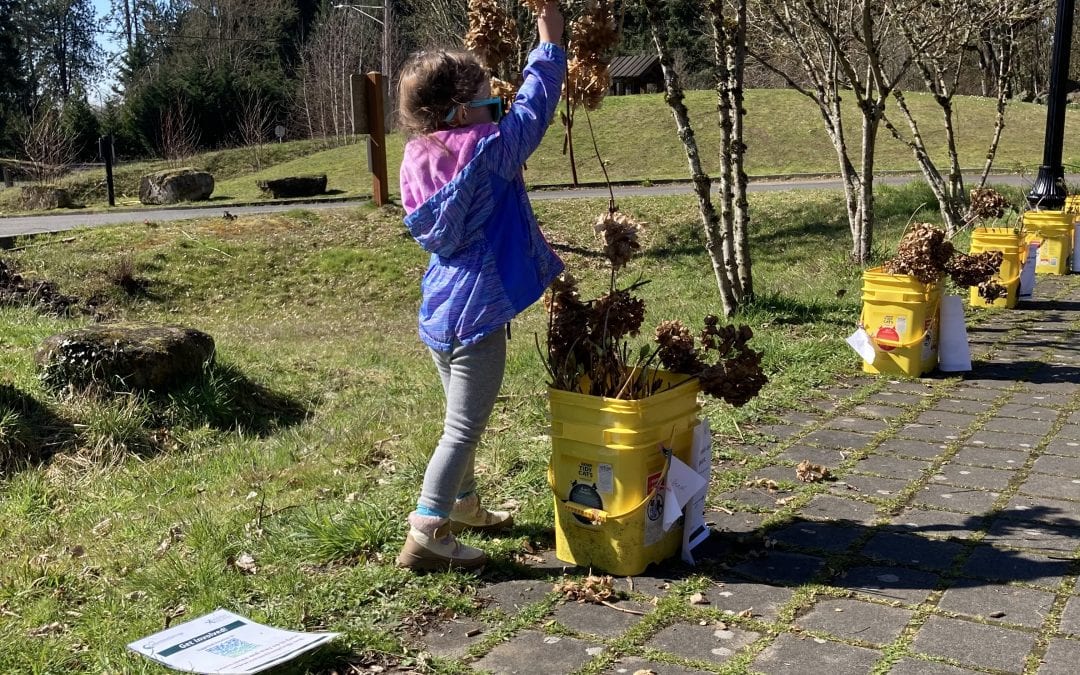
395, 3, 566, 572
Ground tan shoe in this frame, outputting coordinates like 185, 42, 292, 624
396, 516, 488, 572
449, 493, 514, 534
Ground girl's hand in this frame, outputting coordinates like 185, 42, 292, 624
537, 2, 564, 46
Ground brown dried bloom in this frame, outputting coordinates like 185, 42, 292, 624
655, 320, 704, 374
465, 0, 519, 71
968, 188, 1010, 221
593, 210, 642, 270
697, 347, 768, 408
590, 289, 645, 340
565, 0, 619, 110
945, 250, 1003, 288
977, 280, 1008, 302
882, 222, 954, 284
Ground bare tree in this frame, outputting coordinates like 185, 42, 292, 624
405, 0, 468, 47
748, 0, 938, 264
158, 98, 201, 165
645, 0, 755, 317
882, 0, 1049, 235
21, 104, 77, 183
296, 8, 379, 145
237, 91, 274, 171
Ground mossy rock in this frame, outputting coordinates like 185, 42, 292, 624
35, 323, 215, 392
139, 167, 214, 204
19, 185, 73, 210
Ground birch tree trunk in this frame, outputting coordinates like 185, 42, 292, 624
728, 0, 753, 300
644, 0, 737, 316
709, 4, 742, 300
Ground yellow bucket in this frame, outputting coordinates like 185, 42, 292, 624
548, 370, 700, 576
860, 267, 941, 377
968, 227, 1023, 309
1023, 210, 1073, 275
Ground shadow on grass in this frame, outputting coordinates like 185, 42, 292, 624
0, 384, 75, 472
738, 291, 857, 328
162, 362, 311, 436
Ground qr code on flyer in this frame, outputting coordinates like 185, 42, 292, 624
206, 637, 258, 658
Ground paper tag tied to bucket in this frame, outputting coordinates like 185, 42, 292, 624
673, 419, 714, 565
846, 327, 877, 364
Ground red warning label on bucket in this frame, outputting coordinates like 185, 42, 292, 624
875, 326, 899, 352
646, 471, 663, 493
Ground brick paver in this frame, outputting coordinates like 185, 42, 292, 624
415, 277, 1080, 674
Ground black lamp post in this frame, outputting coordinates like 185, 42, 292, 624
1028, 0, 1075, 210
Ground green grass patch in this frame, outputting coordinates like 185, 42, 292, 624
0, 182, 952, 671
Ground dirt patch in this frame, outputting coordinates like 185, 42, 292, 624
0, 259, 82, 316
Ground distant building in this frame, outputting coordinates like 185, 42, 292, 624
609, 54, 663, 96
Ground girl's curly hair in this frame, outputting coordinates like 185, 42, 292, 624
397, 50, 488, 137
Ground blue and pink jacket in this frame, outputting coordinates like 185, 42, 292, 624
400, 43, 566, 352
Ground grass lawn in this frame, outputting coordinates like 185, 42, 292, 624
2, 89, 1078, 214
0, 182, 1009, 672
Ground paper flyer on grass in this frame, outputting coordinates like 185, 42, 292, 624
128, 609, 338, 674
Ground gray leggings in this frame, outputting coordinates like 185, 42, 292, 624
417, 329, 507, 517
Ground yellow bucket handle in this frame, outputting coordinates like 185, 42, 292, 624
858, 293, 941, 349
548, 446, 672, 525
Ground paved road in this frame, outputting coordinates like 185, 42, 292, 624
417, 274, 1080, 674
0, 172, 1073, 238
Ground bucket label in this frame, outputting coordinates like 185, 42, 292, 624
577, 462, 594, 481
597, 463, 613, 494
875, 325, 899, 352
921, 317, 934, 360
643, 471, 665, 546
895, 316, 908, 337
644, 493, 664, 546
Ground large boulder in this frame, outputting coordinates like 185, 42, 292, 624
139, 168, 214, 205
35, 322, 215, 392
256, 174, 327, 199
19, 185, 73, 210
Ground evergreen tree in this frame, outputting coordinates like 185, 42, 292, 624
22, 0, 102, 101
0, 0, 30, 156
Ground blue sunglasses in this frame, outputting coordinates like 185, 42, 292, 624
444, 97, 504, 124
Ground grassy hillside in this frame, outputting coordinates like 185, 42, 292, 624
2, 89, 1078, 212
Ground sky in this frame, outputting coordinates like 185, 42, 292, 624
89, 0, 121, 104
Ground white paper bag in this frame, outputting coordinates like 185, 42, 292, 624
1019, 240, 1039, 298
1073, 222, 1080, 273
938, 295, 971, 372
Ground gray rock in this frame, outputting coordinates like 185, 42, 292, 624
256, 174, 327, 198
19, 185, 73, 210
139, 168, 214, 204
36, 322, 214, 392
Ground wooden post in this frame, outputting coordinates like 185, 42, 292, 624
365, 71, 389, 207
2, 167, 12, 188
99, 135, 116, 207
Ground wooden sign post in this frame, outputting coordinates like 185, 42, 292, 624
353, 71, 389, 207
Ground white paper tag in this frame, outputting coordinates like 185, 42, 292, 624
846, 327, 877, 363
662, 455, 707, 532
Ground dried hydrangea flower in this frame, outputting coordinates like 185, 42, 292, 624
945, 250, 1003, 288
565, 0, 619, 110
465, 0, 519, 71
593, 210, 642, 270
882, 222, 954, 284
655, 319, 703, 374
968, 188, 1010, 221
590, 289, 645, 340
